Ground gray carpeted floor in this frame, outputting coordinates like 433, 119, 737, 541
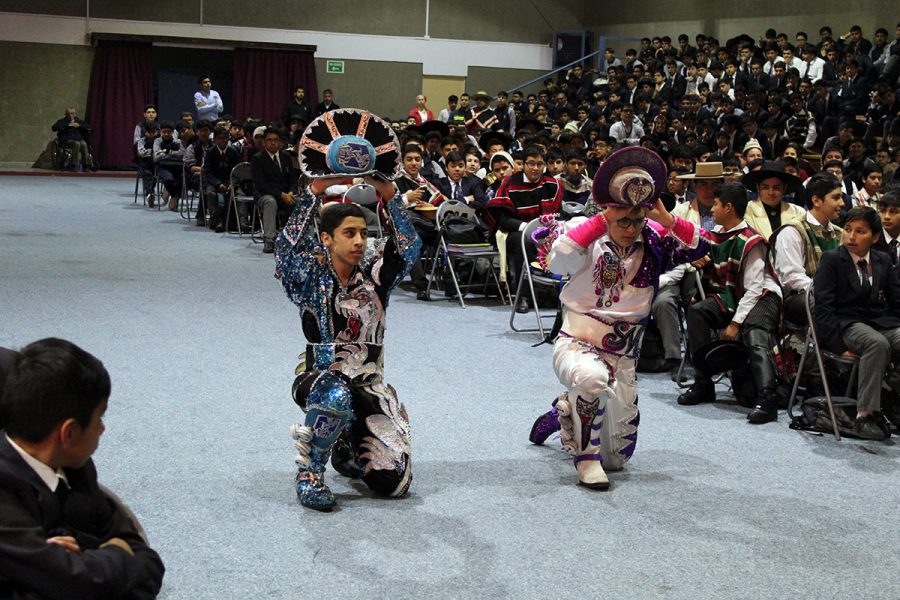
1, 176, 898, 599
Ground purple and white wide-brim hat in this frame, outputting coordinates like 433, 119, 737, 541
298, 108, 401, 180
591, 146, 667, 209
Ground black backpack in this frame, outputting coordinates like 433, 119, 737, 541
443, 215, 488, 244
789, 396, 858, 437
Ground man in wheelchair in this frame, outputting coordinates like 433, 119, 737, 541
51, 106, 92, 172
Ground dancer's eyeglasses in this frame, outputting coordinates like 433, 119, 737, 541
614, 216, 648, 230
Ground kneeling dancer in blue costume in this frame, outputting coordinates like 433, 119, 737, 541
276, 109, 422, 510
528, 147, 708, 489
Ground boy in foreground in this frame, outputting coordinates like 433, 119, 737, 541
0, 338, 164, 598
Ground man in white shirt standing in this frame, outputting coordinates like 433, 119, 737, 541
194, 75, 223, 122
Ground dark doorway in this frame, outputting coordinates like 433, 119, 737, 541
153, 46, 234, 124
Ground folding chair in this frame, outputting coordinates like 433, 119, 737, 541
133, 170, 142, 204
156, 158, 183, 212
509, 218, 563, 340
673, 270, 705, 388
787, 281, 859, 441
344, 184, 383, 238
227, 162, 262, 241
132, 164, 159, 208
180, 163, 195, 220
425, 200, 509, 308
673, 270, 736, 389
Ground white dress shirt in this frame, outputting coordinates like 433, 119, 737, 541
5, 434, 69, 492
773, 212, 837, 293
714, 221, 782, 324
609, 120, 645, 146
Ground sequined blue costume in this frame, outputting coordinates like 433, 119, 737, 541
275, 189, 421, 510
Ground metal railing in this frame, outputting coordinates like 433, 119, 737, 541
509, 35, 642, 93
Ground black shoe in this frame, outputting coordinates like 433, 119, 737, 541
214, 223, 226, 233
881, 395, 900, 431
515, 297, 530, 314
747, 394, 778, 424
873, 411, 893, 438
263, 240, 275, 254
854, 414, 889, 441
677, 378, 715, 405
416, 290, 431, 301
195, 216, 207, 227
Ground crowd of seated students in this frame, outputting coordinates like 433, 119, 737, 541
126, 87, 346, 253
117, 22, 900, 440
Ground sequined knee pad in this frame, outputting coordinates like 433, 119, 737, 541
291, 371, 354, 470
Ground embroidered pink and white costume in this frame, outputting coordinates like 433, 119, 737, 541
539, 212, 705, 474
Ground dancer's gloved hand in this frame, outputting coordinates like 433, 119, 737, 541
310, 177, 354, 197
646, 198, 674, 228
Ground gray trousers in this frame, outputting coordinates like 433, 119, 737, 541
841, 323, 900, 413
259, 194, 290, 242
651, 274, 699, 360
259, 194, 277, 242
63, 139, 90, 166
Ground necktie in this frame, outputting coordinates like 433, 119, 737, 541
273, 153, 280, 170
453, 183, 461, 200
889, 239, 898, 263
858, 259, 871, 297
54, 480, 70, 504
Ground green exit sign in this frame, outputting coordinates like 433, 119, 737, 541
326, 60, 344, 74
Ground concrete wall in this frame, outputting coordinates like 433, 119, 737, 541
582, 0, 896, 46
0, 0, 581, 43
467, 67, 549, 99
0, 41, 94, 164
313, 58, 423, 119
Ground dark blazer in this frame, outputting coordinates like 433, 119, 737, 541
838, 75, 871, 117
0, 348, 14, 429
314, 102, 340, 118
759, 134, 788, 160
438, 175, 487, 212
872, 236, 900, 266
250, 149, 298, 201
669, 75, 687, 102
740, 72, 774, 94
280, 100, 311, 125
202, 145, 241, 189
0, 435, 164, 599
813, 246, 900, 353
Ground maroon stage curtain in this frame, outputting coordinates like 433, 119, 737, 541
85, 41, 154, 169
232, 48, 318, 123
